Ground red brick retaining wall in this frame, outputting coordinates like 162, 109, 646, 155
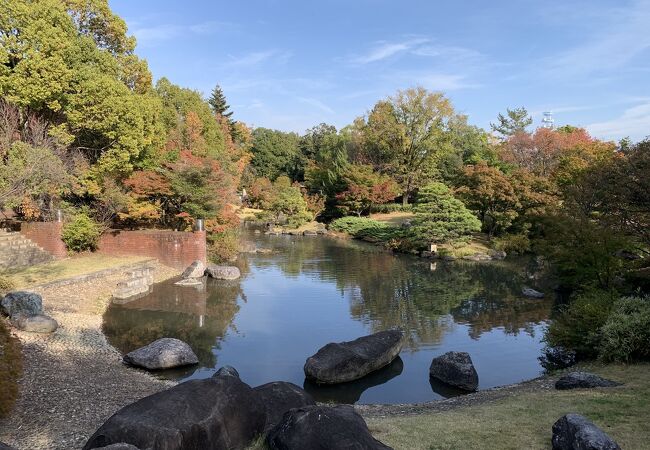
97, 229, 207, 270
19, 222, 67, 259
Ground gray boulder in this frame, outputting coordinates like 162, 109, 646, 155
1, 291, 43, 318
254, 382, 316, 432
304, 329, 404, 384
0, 442, 17, 450
429, 351, 479, 391
267, 405, 392, 450
84, 376, 266, 450
552, 414, 620, 450
181, 260, 205, 279
555, 372, 621, 390
522, 287, 545, 298
123, 338, 198, 370
11, 314, 58, 333
205, 264, 241, 280
213, 365, 240, 378
488, 249, 507, 260
96, 445, 140, 450
539, 346, 577, 370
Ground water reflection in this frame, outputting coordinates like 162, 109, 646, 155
103, 231, 553, 404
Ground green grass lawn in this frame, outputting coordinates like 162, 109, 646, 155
366, 363, 650, 450
2, 254, 152, 288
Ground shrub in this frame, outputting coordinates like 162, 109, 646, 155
0, 275, 15, 295
329, 217, 388, 236
0, 319, 23, 418
208, 230, 240, 263
62, 213, 103, 252
369, 203, 413, 214
493, 233, 531, 254
599, 296, 650, 362
545, 290, 615, 359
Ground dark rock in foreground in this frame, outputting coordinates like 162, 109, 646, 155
84, 376, 266, 450
304, 329, 404, 384
267, 405, 392, 450
555, 372, 621, 390
552, 414, 620, 450
1, 291, 43, 318
429, 351, 479, 391
181, 260, 205, 279
205, 264, 241, 280
0, 441, 17, 450
213, 365, 240, 378
123, 338, 198, 370
254, 381, 316, 432
10, 314, 58, 333
96, 444, 140, 450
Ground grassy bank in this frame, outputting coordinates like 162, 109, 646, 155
366, 363, 650, 450
2, 254, 154, 288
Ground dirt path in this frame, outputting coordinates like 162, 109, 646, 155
0, 261, 179, 450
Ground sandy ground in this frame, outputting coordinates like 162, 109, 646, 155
0, 261, 179, 450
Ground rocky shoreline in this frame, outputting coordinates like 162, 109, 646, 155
0, 261, 178, 450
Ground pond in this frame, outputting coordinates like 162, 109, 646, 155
102, 231, 553, 404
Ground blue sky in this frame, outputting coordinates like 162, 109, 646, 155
110, 0, 650, 142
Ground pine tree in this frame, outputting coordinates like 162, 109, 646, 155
412, 182, 481, 244
490, 107, 532, 138
208, 84, 233, 119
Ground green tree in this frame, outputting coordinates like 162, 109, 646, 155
490, 107, 532, 138
412, 182, 481, 244
207, 84, 232, 119
250, 128, 301, 180
356, 87, 455, 205
267, 176, 313, 228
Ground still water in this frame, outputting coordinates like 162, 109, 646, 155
103, 232, 553, 404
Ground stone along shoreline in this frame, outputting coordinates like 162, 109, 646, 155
0, 261, 178, 450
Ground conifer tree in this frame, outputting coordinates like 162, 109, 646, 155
208, 84, 233, 119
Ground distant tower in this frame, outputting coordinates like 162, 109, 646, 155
542, 111, 554, 129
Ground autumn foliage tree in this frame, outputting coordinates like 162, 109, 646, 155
335, 164, 398, 216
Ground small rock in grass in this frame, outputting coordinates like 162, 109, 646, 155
429, 351, 479, 391
522, 287, 545, 298
123, 338, 198, 370
555, 372, 621, 390
1, 291, 43, 318
552, 413, 620, 450
11, 314, 58, 333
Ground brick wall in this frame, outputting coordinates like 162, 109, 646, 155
97, 229, 207, 270
19, 222, 67, 259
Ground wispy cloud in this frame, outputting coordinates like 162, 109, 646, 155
297, 97, 335, 114
386, 71, 480, 91
543, 0, 650, 78
586, 100, 650, 141
223, 50, 286, 68
129, 20, 230, 45
350, 38, 429, 64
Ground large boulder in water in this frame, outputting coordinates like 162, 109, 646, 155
10, 314, 58, 333
429, 351, 479, 391
555, 372, 621, 390
213, 365, 240, 378
1, 291, 43, 318
181, 260, 206, 279
267, 405, 392, 450
205, 264, 241, 280
123, 338, 198, 370
84, 376, 266, 450
254, 382, 316, 432
552, 414, 620, 450
304, 330, 404, 384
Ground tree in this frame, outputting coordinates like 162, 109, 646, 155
412, 182, 481, 244
250, 128, 301, 180
208, 84, 233, 119
456, 163, 520, 237
490, 107, 532, 138
335, 164, 398, 216
267, 177, 313, 228
356, 87, 455, 205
